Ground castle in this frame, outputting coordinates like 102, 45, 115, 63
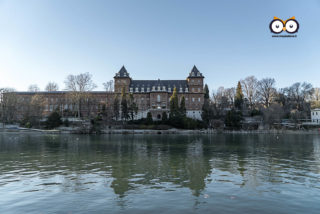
14, 66, 204, 120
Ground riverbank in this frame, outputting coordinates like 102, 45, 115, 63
1, 127, 320, 135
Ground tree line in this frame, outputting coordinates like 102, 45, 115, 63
202, 76, 319, 129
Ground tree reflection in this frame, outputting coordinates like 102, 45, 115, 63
0, 133, 320, 201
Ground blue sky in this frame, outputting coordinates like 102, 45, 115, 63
0, 0, 320, 91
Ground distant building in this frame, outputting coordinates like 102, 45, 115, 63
13, 66, 205, 120
311, 108, 320, 124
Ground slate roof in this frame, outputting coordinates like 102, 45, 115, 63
130, 79, 188, 92
188, 65, 203, 78
114, 66, 130, 78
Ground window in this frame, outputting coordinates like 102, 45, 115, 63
191, 79, 194, 83
198, 80, 200, 83
157, 95, 161, 102
186, 98, 188, 101
192, 98, 195, 102
198, 88, 200, 92
198, 98, 201, 102
192, 88, 195, 92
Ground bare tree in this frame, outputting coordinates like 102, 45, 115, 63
257, 78, 276, 108
311, 88, 320, 108
45, 82, 59, 91
241, 76, 258, 110
28, 84, 40, 92
103, 80, 114, 92
0, 88, 18, 127
64, 72, 97, 118
286, 82, 313, 107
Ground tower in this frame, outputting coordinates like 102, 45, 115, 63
187, 65, 204, 93
114, 66, 131, 93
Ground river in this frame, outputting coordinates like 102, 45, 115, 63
0, 133, 320, 213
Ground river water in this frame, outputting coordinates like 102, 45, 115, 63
0, 133, 320, 213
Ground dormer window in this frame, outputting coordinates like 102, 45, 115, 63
158, 86, 161, 91
197, 73, 201, 77
162, 86, 166, 91
192, 72, 195, 76
152, 86, 155, 91
141, 88, 144, 92
147, 87, 150, 92
135, 87, 139, 92
185, 88, 188, 92
179, 88, 183, 93
130, 88, 133, 92
168, 87, 171, 92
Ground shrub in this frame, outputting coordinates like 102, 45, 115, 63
45, 111, 62, 129
63, 119, 69, 127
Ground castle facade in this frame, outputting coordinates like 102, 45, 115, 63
14, 66, 204, 120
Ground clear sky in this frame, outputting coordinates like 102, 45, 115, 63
0, 0, 319, 91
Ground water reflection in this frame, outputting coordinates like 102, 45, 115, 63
1, 133, 320, 213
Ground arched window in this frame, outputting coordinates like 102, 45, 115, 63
157, 95, 161, 102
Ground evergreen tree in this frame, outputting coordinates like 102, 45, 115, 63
180, 96, 186, 117
113, 95, 120, 120
146, 112, 153, 125
121, 87, 128, 121
204, 84, 209, 99
169, 87, 179, 119
234, 81, 244, 110
201, 84, 212, 127
162, 111, 168, 122
225, 109, 243, 129
45, 111, 62, 129
128, 93, 138, 121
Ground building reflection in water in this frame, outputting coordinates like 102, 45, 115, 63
1, 133, 320, 207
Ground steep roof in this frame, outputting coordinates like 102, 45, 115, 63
188, 65, 203, 78
130, 79, 188, 92
114, 66, 130, 78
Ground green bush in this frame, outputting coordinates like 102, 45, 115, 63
63, 119, 69, 127
225, 109, 243, 129
45, 112, 62, 129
